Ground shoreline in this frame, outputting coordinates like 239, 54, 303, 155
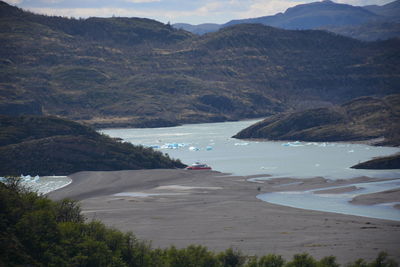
48, 169, 400, 264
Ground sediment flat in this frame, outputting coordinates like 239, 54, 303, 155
351, 188, 400, 208
48, 169, 400, 264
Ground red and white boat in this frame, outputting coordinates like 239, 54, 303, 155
185, 162, 212, 170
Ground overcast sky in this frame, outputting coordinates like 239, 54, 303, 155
4, 0, 395, 25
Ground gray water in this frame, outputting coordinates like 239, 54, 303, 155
102, 120, 400, 221
12, 175, 71, 195
17, 120, 399, 220
101, 120, 400, 179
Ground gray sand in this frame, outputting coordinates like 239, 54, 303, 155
48, 169, 400, 263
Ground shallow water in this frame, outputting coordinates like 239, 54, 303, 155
257, 179, 400, 221
101, 120, 400, 221
14, 175, 71, 195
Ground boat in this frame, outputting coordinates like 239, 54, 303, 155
185, 162, 212, 170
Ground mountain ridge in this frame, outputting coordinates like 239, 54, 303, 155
1, 2, 399, 128
173, 0, 400, 41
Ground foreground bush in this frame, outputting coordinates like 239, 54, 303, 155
0, 178, 398, 267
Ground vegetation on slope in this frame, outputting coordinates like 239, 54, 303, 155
1, 2, 399, 127
0, 178, 398, 267
0, 115, 184, 176
233, 95, 400, 147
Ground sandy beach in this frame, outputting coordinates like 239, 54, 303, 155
48, 169, 400, 264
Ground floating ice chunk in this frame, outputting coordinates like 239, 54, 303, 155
206, 146, 213, 151
149, 145, 160, 149
21, 175, 32, 181
161, 143, 186, 149
282, 141, 304, 147
348, 149, 355, 153
189, 146, 200, 151
260, 166, 277, 170
234, 142, 249, 146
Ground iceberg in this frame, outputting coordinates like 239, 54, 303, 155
206, 146, 213, 151
282, 141, 304, 147
160, 143, 186, 149
189, 146, 200, 151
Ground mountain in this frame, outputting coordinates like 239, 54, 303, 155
173, 23, 221, 35
1, 2, 400, 128
363, 0, 400, 18
0, 115, 185, 176
173, 0, 400, 41
224, 0, 379, 30
233, 95, 400, 147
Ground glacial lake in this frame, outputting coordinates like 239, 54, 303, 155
19, 120, 399, 220
101, 119, 399, 179
102, 119, 400, 221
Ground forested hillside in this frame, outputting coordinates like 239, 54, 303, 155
233, 95, 400, 146
0, 115, 184, 176
1, 1, 399, 128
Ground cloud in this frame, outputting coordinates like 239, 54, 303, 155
9, 0, 396, 25
238, 0, 306, 19
335, 0, 393, 6
124, 0, 161, 3
4, 0, 23, 4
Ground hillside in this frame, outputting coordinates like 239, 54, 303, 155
0, 115, 185, 176
233, 95, 400, 146
321, 21, 400, 41
351, 154, 400, 169
1, 2, 400, 128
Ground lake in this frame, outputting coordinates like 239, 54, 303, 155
102, 119, 400, 221
20, 119, 399, 220
101, 119, 400, 179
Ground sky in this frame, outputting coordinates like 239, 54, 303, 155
4, 0, 395, 25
